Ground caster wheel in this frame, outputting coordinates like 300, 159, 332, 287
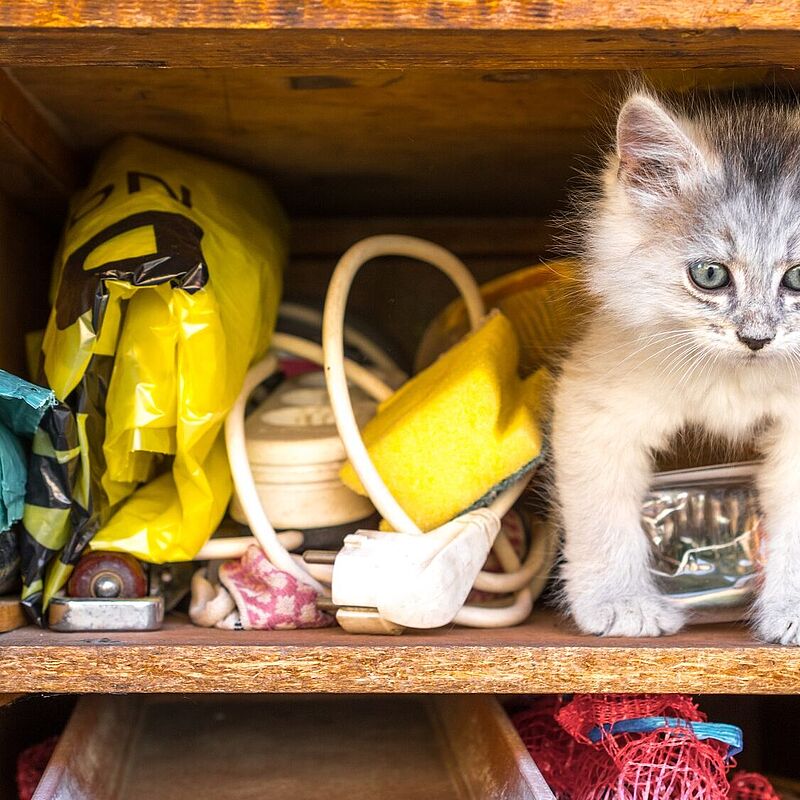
67, 551, 147, 598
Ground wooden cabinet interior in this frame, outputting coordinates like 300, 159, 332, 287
4, 63, 800, 348
7, 66, 800, 218
0, 8, 799, 696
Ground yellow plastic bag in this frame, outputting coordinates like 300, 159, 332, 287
24, 136, 286, 612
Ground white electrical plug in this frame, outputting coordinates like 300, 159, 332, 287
331, 508, 501, 629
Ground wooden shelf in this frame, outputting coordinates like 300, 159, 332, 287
0, 610, 795, 695
2, 1, 800, 68
0, 2, 797, 705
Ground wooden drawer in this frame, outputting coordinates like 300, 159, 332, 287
32, 695, 554, 800
1, 0, 800, 701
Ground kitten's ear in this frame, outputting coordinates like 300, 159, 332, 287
616, 93, 706, 198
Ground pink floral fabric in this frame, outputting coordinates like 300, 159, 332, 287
219, 545, 334, 630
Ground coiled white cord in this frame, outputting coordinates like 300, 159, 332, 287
321, 235, 541, 627
221, 236, 547, 628
322, 235, 483, 534
222, 332, 395, 594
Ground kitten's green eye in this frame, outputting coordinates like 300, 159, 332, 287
782, 265, 800, 291
688, 262, 730, 290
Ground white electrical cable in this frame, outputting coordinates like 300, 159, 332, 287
472, 533, 543, 594
522, 520, 557, 601
224, 235, 545, 629
272, 332, 393, 402
322, 235, 486, 535
321, 235, 542, 629
221, 335, 535, 592
224, 353, 328, 592
487, 472, 530, 520
248, 436, 536, 588
292, 556, 334, 584
455, 512, 533, 627
453, 478, 533, 628
224, 334, 395, 594
196, 532, 304, 561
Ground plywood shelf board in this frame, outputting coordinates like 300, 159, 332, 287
0, 611, 796, 695
4, 1, 800, 31
2, 29, 800, 68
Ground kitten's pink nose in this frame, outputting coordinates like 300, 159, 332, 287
737, 333, 773, 351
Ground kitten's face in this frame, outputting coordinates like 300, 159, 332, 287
589, 93, 800, 369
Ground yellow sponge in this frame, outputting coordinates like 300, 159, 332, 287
339, 310, 551, 532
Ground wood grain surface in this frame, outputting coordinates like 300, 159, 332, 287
2, 6, 800, 69
2, 1, 800, 31
3, 30, 799, 70
32, 694, 141, 800
0, 611, 795, 695
0, 194, 56, 376
433, 695, 555, 798
0, 71, 79, 214
10, 65, 611, 217
34, 695, 545, 800
0, 693, 22, 706
11, 66, 797, 218
0, 597, 27, 634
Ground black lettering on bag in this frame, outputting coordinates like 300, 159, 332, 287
127, 172, 192, 208
56, 210, 208, 331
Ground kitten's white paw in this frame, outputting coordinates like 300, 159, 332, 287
571, 593, 685, 638
754, 604, 800, 645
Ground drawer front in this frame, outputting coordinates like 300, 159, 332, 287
33, 694, 554, 800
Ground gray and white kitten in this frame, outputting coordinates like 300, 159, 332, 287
552, 92, 800, 643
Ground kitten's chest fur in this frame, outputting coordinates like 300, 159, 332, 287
681, 368, 792, 438
577, 319, 800, 447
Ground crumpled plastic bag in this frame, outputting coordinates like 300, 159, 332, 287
0, 371, 57, 594
20, 136, 287, 622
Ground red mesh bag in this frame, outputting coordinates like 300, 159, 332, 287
511, 696, 565, 758
512, 695, 776, 800
513, 696, 583, 797
728, 772, 781, 800
556, 694, 705, 745
569, 746, 618, 800
16, 736, 58, 800
615, 727, 730, 800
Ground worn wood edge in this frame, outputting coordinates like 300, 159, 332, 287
431, 695, 555, 799
0, 70, 80, 204
32, 696, 141, 800
0, 643, 797, 694
0, 596, 27, 633
769, 775, 800, 797
2, 1, 800, 31
2, 29, 800, 68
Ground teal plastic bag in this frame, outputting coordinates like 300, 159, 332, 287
0, 426, 26, 532
0, 370, 57, 595
0, 370, 56, 529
